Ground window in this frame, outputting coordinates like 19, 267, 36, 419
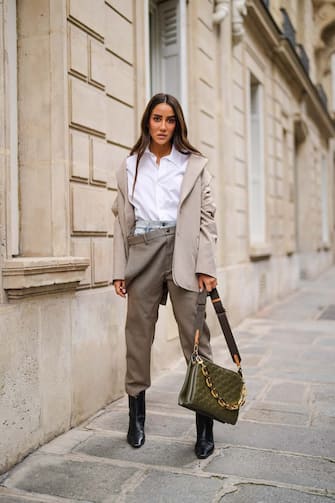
8, 0, 19, 255
149, 0, 187, 109
248, 74, 265, 244
321, 156, 329, 244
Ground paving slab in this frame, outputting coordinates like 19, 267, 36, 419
242, 400, 310, 425
3, 455, 137, 502
124, 471, 224, 503
86, 408, 192, 438
73, 434, 197, 468
213, 419, 335, 458
205, 446, 335, 491
218, 483, 333, 503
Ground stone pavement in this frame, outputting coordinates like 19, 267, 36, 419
1, 268, 335, 503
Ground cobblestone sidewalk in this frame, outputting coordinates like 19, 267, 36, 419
1, 268, 335, 502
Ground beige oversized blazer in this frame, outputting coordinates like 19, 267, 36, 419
112, 153, 217, 292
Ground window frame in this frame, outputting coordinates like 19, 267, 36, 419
146, 0, 188, 115
247, 71, 266, 247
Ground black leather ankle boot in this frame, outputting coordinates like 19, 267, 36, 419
195, 412, 214, 459
127, 390, 145, 448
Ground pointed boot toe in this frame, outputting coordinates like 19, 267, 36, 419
127, 428, 145, 448
195, 439, 214, 459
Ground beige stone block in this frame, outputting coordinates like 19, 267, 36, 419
198, 79, 215, 117
106, 97, 135, 147
106, 52, 134, 105
234, 185, 248, 212
197, 49, 215, 86
106, 143, 129, 189
199, 143, 215, 166
234, 108, 245, 137
236, 211, 248, 237
69, 24, 88, 77
106, 0, 133, 21
234, 158, 246, 187
233, 82, 245, 112
197, 17, 215, 60
234, 134, 246, 162
105, 7, 133, 64
39, 297, 72, 437
72, 184, 109, 233
20, 163, 53, 256
18, 0, 50, 37
91, 138, 108, 183
71, 238, 92, 285
89, 39, 106, 86
233, 57, 244, 87
70, 78, 106, 134
71, 288, 126, 424
18, 36, 51, 163
199, 110, 215, 148
68, 0, 105, 37
92, 238, 112, 283
196, 0, 214, 30
0, 303, 42, 473
70, 131, 90, 179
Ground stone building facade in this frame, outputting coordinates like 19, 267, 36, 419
0, 0, 334, 472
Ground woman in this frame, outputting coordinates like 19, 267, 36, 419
112, 93, 218, 459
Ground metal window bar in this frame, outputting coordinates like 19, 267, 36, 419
280, 7, 296, 48
316, 83, 328, 110
296, 43, 310, 74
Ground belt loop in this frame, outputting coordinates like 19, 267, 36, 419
143, 233, 148, 245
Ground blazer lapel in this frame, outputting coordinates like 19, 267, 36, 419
179, 154, 208, 208
116, 160, 135, 234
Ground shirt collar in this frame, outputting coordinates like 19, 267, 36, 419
144, 144, 189, 166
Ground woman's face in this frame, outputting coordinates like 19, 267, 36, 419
148, 103, 176, 148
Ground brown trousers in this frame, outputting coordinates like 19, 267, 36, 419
125, 227, 212, 397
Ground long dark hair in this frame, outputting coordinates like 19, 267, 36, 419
130, 93, 201, 194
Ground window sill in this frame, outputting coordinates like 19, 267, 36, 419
2, 256, 90, 301
249, 243, 272, 262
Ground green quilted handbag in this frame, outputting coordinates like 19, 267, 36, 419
178, 289, 246, 425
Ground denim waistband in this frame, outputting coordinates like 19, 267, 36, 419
134, 219, 177, 235
128, 225, 176, 245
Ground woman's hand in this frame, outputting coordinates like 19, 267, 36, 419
197, 274, 217, 292
114, 279, 127, 298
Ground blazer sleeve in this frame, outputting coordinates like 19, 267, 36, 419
195, 168, 218, 278
112, 190, 127, 282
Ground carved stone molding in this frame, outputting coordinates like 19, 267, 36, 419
232, 0, 247, 42
213, 0, 230, 24
213, 0, 247, 43
294, 114, 309, 143
2, 256, 90, 301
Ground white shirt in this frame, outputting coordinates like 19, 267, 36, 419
126, 145, 190, 221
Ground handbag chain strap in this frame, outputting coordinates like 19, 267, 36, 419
192, 288, 247, 410
192, 351, 247, 410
